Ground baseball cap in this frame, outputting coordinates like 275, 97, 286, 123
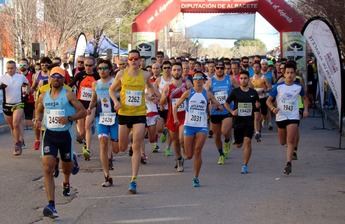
50, 67, 65, 77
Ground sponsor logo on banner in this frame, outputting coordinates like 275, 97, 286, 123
302, 18, 342, 123
133, 32, 156, 59
282, 32, 307, 81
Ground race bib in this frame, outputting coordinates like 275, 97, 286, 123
80, 87, 92, 101
214, 91, 228, 104
46, 109, 65, 129
99, 112, 116, 126
238, 103, 253, 116
125, 90, 143, 106
186, 110, 207, 127
281, 99, 294, 112
172, 98, 185, 112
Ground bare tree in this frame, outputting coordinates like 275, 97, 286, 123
290, 0, 345, 57
0, 0, 37, 58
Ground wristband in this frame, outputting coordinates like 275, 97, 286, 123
67, 116, 73, 122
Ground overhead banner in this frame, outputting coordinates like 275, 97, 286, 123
73, 33, 87, 69
302, 17, 343, 124
282, 32, 307, 81
184, 13, 255, 39
180, 0, 258, 13
133, 32, 156, 59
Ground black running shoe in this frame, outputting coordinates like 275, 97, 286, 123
283, 162, 292, 175
63, 183, 71, 196
102, 176, 113, 187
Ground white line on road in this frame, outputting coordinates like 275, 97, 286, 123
130, 203, 201, 210
83, 194, 143, 200
116, 173, 180, 178
107, 217, 192, 223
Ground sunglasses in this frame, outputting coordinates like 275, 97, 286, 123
51, 73, 64, 79
163, 67, 171, 70
98, 67, 109, 71
41, 63, 50, 67
19, 64, 27, 67
78, 61, 84, 64
85, 64, 94, 67
128, 57, 139, 61
216, 67, 224, 70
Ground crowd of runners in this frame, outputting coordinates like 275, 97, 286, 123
0, 50, 308, 218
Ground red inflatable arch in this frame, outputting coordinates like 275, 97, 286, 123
132, 0, 305, 59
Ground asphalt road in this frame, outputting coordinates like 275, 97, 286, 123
0, 111, 345, 224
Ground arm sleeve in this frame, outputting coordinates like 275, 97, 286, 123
299, 85, 305, 97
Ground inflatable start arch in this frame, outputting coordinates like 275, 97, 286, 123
132, 0, 305, 61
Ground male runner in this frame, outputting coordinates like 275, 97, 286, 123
225, 70, 260, 174
250, 62, 271, 141
32, 57, 52, 150
109, 49, 160, 194
155, 61, 173, 155
205, 62, 233, 164
160, 63, 192, 172
35, 67, 86, 218
266, 62, 308, 175
0, 60, 29, 155
88, 59, 119, 187
69, 56, 99, 160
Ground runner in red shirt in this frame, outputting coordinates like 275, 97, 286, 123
160, 63, 192, 172
19, 58, 35, 131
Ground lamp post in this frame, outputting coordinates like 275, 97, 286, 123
168, 28, 173, 57
115, 17, 122, 58
195, 40, 199, 58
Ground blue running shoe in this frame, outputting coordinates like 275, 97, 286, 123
241, 164, 248, 174
71, 153, 79, 175
128, 181, 137, 194
43, 204, 58, 219
192, 177, 200, 187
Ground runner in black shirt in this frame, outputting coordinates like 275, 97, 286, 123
225, 70, 260, 174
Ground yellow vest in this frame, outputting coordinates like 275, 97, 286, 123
119, 69, 146, 116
